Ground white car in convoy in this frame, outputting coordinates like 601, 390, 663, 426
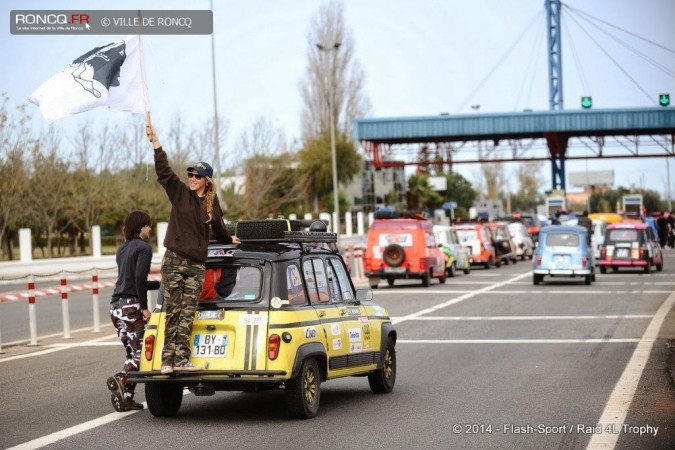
507, 222, 534, 260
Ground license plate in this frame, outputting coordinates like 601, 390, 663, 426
384, 267, 406, 273
615, 248, 629, 258
192, 334, 228, 357
555, 255, 569, 265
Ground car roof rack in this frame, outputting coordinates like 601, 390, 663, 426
234, 218, 337, 244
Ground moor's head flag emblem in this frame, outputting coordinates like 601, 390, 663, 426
29, 35, 148, 123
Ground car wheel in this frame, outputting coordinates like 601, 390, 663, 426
369, 277, 379, 289
533, 274, 542, 285
612, 267, 619, 273
511, 256, 517, 264
422, 271, 431, 287
484, 261, 490, 270
145, 383, 183, 417
591, 272, 596, 282
447, 263, 456, 278
495, 258, 501, 268
368, 337, 396, 394
286, 358, 321, 419
584, 275, 591, 285
656, 262, 663, 272
644, 264, 650, 274
383, 244, 405, 267
600, 266, 607, 274
387, 278, 395, 286
503, 257, 509, 265
438, 271, 447, 284
463, 265, 471, 275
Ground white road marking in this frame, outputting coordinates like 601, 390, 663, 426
376, 290, 671, 295
398, 339, 642, 344
7, 390, 191, 450
391, 271, 531, 325
0, 334, 116, 363
587, 289, 675, 449
393, 315, 653, 321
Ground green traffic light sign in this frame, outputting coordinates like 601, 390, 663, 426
659, 93, 670, 107
581, 96, 592, 109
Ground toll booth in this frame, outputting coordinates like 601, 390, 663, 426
546, 197, 566, 216
622, 194, 643, 214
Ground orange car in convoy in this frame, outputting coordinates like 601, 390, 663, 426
364, 215, 446, 288
454, 222, 498, 269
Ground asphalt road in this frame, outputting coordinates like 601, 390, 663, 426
0, 255, 673, 449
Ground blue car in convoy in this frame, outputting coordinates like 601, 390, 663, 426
533, 225, 595, 285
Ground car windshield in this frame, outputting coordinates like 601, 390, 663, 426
608, 229, 639, 243
546, 233, 579, 247
456, 229, 478, 242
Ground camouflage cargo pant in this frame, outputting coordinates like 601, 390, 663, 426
161, 249, 205, 367
109, 297, 145, 399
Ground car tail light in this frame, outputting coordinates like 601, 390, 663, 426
639, 248, 646, 259
600, 249, 606, 260
144, 335, 155, 361
536, 256, 542, 265
419, 260, 426, 269
268, 334, 281, 360
582, 256, 588, 265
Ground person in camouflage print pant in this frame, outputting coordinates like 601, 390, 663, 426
160, 250, 205, 368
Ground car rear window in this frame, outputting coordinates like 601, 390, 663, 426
608, 229, 639, 242
545, 233, 579, 247
456, 229, 478, 242
200, 265, 262, 303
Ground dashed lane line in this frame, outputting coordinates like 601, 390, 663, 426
392, 315, 653, 321
398, 339, 642, 344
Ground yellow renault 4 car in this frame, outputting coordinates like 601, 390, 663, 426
128, 219, 396, 419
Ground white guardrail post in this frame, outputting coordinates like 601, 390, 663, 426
92, 269, 100, 332
60, 271, 71, 339
28, 274, 39, 346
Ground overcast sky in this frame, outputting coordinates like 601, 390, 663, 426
2, 0, 674, 198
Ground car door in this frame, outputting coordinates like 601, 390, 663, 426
325, 256, 379, 375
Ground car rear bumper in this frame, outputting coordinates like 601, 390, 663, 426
596, 260, 647, 267
127, 369, 287, 384
533, 269, 592, 275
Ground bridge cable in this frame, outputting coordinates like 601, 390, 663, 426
514, 21, 545, 111
562, 7, 656, 105
564, 5, 675, 79
456, 10, 544, 114
562, 18, 591, 95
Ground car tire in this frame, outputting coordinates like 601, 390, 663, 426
235, 219, 303, 240
383, 244, 405, 267
463, 266, 471, 275
286, 358, 321, 419
600, 266, 607, 274
369, 278, 379, 289
387, 278, 395, 286
495, 258, 501, 268
656, 262, 663, 272
612, 267, 619, 273
584, 275, 591, 285
368, 337, 396, 394
145, 383, 183, 417
533, 274, 542, 285
484, 261, 490, 270
438, 271, 447, 284
591, 272, 596, 282
644, 264, 650, 274
422, 271, 431, 287
447, 263, 456, 278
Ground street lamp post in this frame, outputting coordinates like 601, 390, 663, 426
316, 42, 341, 239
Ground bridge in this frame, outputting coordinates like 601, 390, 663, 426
353, 107, 675, 190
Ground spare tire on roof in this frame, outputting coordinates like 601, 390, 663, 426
383, 244, 405, 267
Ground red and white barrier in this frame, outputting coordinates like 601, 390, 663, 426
28, 274, 38, 346
353, 244, 364, 280
92, 269, 100, 332
60, 271, 71, 339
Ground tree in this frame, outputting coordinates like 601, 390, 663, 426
442, 172, 476, 217
298, 131, 361, 212
299, 0, 371, 141
407, 174, 443, 210
0, 95, 32, 259
511, 161, 544, 212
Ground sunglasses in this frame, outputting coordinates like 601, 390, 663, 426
187, 172, 204, 180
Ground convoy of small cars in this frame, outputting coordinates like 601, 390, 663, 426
129, 219, 397, 419
532, 225, 596, 285
433, 225, 471, 276
455, 222, 498, 269
507, 222, 535, 260
597, 222, 663, 273
363, 215, 446, 288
